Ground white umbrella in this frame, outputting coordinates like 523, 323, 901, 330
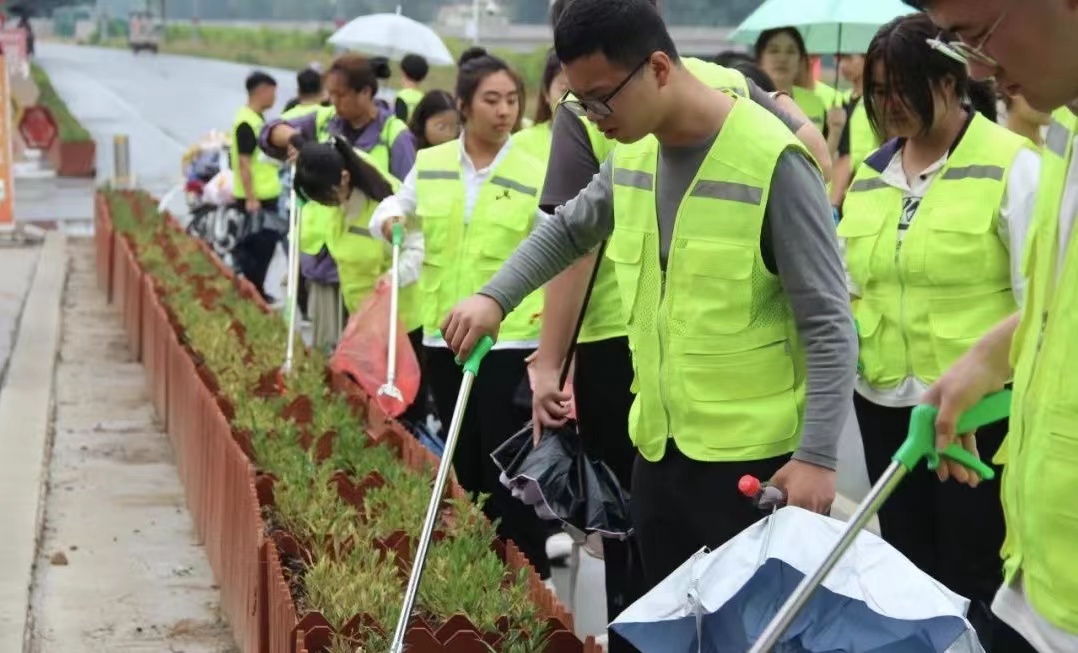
327, 11, 455, 66
611, 507, 985, 653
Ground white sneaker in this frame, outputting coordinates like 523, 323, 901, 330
546, 532, 574, 560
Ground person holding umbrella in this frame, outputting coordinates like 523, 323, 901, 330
838, 12, 1040, 650
441, 0, 856, 609
904, 1, 1078, 651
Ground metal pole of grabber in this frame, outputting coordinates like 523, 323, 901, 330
748, 461, 908, 652
282, 164, 301, 375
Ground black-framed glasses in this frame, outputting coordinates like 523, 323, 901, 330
927, 11, 1006, 75
561, 57, 650, 119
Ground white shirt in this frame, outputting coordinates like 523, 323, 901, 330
845, 145, 1041, 408
369, 136, 539, 350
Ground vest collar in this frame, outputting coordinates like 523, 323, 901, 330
863, 109, 977, 174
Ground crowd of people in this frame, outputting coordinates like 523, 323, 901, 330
216, 0, 1077, 651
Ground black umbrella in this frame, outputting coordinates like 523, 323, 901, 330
490, 241, 632, 555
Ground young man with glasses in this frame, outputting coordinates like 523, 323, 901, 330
441, 0, 857, 602
908, 1, 1078, 651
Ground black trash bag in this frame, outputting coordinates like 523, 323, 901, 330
491, 423, 633, 557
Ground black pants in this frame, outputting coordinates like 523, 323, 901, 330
854, 394, 1035, 653
633, 443, 789, 588
231, 199, 282, 302
426, 346, 552, 579
574, 336, 644, 653
399, 329, 429, 426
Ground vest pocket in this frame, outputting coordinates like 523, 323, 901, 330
606, 230, 646, 319
928, 294, 1014, 372
677, 244, 754, 335
478, 210, 530, 263
837, 209, 886, 285
421, 211, 451, 265
1032, 408, 1078, 602
679, 341, 799, 445
853, 302, 886, 384
923, 204, 994, 284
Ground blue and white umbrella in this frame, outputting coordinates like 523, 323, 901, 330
611, 506, 984, 653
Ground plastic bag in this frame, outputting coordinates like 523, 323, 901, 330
330, 282, 420, 418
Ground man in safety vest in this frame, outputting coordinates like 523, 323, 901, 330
910, 0, 1078, 651
232, 71, 283, 301
395, 53, 428, 122
442, 0, 857, 598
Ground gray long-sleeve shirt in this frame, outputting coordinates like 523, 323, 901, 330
480, 142, 856, 470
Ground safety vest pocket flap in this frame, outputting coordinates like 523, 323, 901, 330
606, 230, 645, 265
681, 245, 753, 280
854, 303, 883, 338
924, 202, 994, 234
928, 295, 1011, 341
836, 210, 886, 239
680, 343, 795, 403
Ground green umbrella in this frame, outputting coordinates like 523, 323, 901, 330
730, 0, 915, 55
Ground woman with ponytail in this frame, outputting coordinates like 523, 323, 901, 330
837, 13, 1040, 651
368, 47, 554, 581
292, 138, 424, 364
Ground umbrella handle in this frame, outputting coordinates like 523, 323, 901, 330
894, 390, 1011, 480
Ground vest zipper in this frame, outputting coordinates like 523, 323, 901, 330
658, 269, 674, 439
896, 241, 914, 377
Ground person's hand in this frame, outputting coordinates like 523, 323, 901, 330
827, 106, 847, 135
381, 215, 404, 240
922, 346, 1006, 487
769, 459, 836, 514
441, 294, 504, 359
529, 361, 571, 444
245, 197, 261, 214
286, 132, 307, 163
375, 273, 391, 291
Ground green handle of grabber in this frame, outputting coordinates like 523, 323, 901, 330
433, 331, 496, 376
391, 221, 403, 246
896, 390, 1012, 481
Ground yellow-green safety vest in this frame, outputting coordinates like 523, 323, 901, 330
511, 120, 552, 163
232, 106, 282, 200
793, 86, 827, 133
839, 113, 1031, 388
414, 139, 545, 340
302, 107, 408, 263
813, 81, 846, 108
565, 57, 751, 345
847, 97, 879, 175
281, 102, 323, 121
397, 88, 424, 122
1001, 107, 1078, 633
608, 96, 810, 463
322, 148, 421, 330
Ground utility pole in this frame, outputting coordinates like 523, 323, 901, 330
470, 0, 480, 45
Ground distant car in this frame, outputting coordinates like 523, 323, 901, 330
128, 11, 161, 54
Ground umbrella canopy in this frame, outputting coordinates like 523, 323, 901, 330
327, 13, 455, 66
491, 424, 633, 557
730, 0, 915, 54
611, 507, 984, 653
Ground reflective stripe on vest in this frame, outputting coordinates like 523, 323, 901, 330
562, 58, 750, 344
231, 106, 282, 200
609, 98, 808, 464
1002, 107, 1078, 633
839, 113, 1028, 389
414, 139, 545, 340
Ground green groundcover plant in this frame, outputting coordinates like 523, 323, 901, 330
104, 189, 554, 651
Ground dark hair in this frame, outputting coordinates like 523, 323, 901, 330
713, 50, 753, 68
294, 137, 394, 206
401, 54, 430, 82
458, 46, 488, 68
533, 49, 563, 125
245, 71, 276, 94
409, 90, 457, 149
554, 0, 677, 70
711, 50, 776, 92
455, 47, 523, 118
328, 54, 392, 96
863, 14, 975, 140
968, 79, 999, 122
753, 27, 808, 62
296, 68, 322, 96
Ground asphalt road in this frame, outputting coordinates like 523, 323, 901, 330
37, 40, 873, 644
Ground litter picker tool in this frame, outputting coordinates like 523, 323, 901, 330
376, 222, 406, 414
281, 163, 302, 376
748, 390, 1011, 652
388, 334, 496, 653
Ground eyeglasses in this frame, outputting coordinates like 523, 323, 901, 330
927, 12, 1006, 73
561, 57, 650, 119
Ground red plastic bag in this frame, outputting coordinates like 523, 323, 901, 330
330, 283, 420, 418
